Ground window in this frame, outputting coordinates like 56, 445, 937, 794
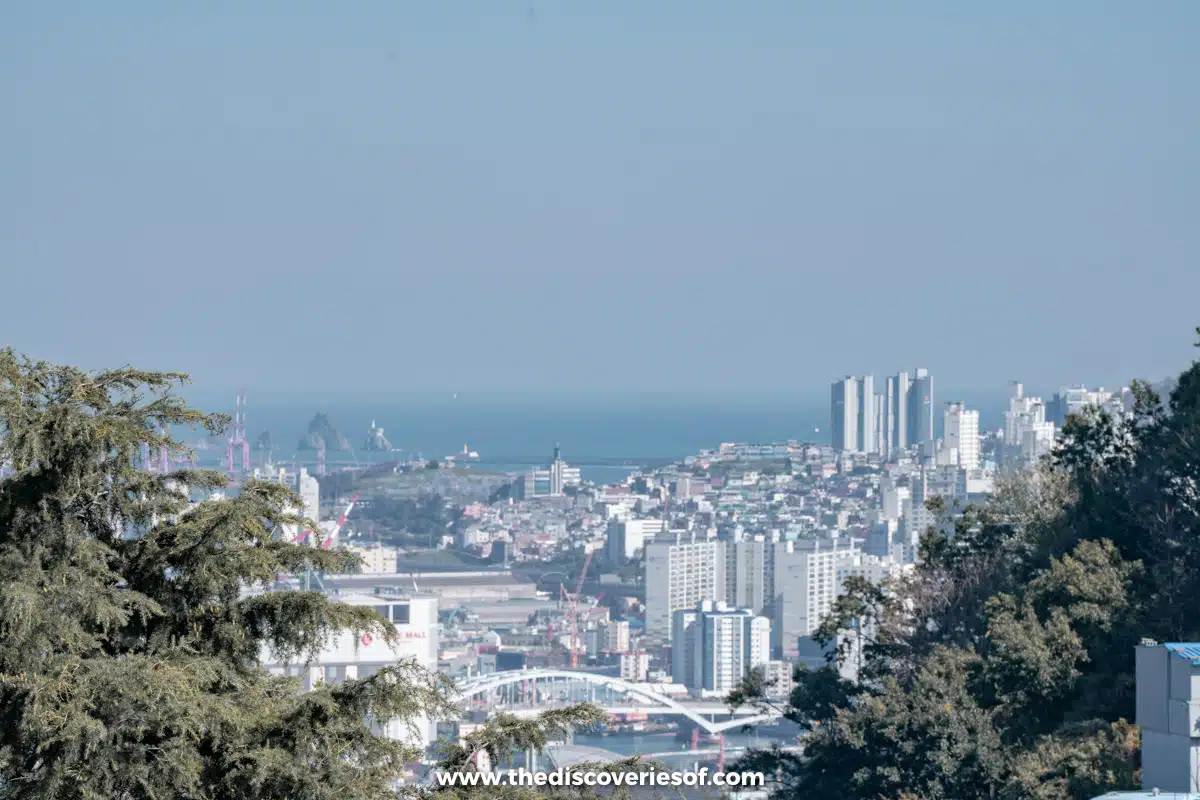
391, 604, 410, 624
373, 605, 391, 620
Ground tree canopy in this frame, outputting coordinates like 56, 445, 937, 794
0, 351, 631, 799
733, 330, 1200, 799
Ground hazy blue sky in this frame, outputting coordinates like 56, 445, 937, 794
2, 2, 1197, 395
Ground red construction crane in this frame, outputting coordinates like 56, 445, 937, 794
566, 547, 595, 668
292, 492, 359, 549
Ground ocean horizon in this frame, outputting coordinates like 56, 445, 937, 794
174, 390, 1019, 483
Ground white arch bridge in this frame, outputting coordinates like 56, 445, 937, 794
452, 669, 781, 735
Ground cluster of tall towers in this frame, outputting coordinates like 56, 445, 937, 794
830, 369, 934, 456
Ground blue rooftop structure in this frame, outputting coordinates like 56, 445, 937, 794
1163, 643, 1200, 666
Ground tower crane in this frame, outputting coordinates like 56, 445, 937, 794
565, 547, 595, 668
292, 492, 359, 549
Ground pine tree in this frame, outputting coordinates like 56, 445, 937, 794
0, 350, 469, 797
0, 350, 664, 799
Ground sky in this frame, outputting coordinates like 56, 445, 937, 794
2, 1, 1198, 396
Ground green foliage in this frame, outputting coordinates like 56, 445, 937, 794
358, 494, 459, 546
0, 350, 457, 798
0, 350, 685, 800
731, 331, 1200, 798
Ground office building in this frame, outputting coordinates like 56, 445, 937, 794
644, 533, 725, 639
943, 402, 981, 471
606, 518, 666, 562
672, 601, 770, 697
830, 376, 859, 452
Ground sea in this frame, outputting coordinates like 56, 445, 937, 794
182, 391, 1011, 484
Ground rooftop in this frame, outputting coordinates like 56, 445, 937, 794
1163, 642, 1200, 666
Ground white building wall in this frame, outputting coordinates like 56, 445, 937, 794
645, 534, 725, 640
859, 375, 876, 455
260, 594, 440, 751
773, 538, 858, 659
943, 403, 980, 471
831, 377, 859, 452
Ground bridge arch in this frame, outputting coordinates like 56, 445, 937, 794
452, 668, 779, 735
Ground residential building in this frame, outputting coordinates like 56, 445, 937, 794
724, 535, 771, 615
891, 371, 911, 451
1002, 382, 1056, 470
1048, 384, 1132, 427
830, 377, 859, 452
671, 601, 770, 697
619, 652, 651, 683
601, 620, 631, 654
943, 402, 980, 471
296, 467, 320, 524
762, 660, 795, 700
343, 543, 399, 575
909, 368, 935, 446
858, 375, 877, 454
644, 533, 725, 640
606, 518, 665, 562
772, 538, 859, 659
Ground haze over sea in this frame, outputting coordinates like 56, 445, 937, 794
184, 391, 1016, 482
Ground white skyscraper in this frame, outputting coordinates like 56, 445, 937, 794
644, 533, 725, 640
830, 377, 859, 452
858, 375, 877, 454
943, 402, 981, 471
671, 601, 770, 696
891, 371, 910, 451
882, 379, 897, 458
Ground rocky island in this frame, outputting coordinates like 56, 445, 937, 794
297, 413, 351, 451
